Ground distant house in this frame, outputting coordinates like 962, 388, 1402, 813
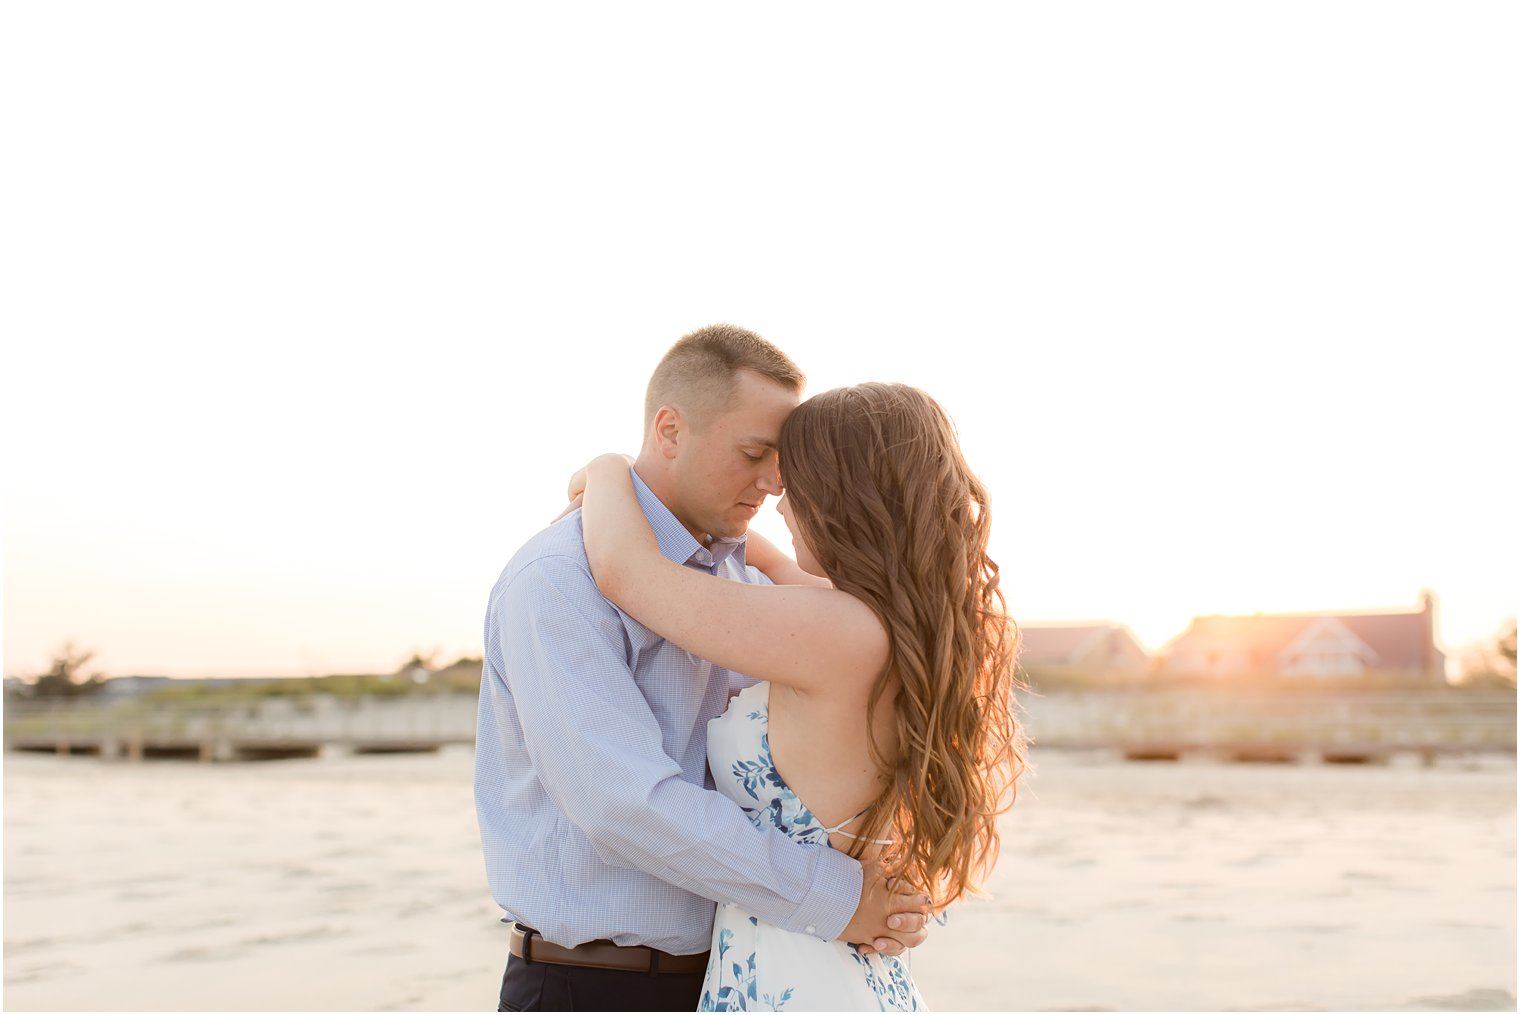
1018, 622, 1151, 678
1156, 591, 1445, 682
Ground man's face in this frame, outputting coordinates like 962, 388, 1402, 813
668, 370, 798, 541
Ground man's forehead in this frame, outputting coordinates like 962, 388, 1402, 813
705, 371, 798, 438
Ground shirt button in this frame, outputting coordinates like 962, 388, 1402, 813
805, 925, 817, 936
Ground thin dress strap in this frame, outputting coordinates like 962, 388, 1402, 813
821, 807, 895, 845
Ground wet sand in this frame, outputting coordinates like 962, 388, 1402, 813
3, 747, 1514, 1011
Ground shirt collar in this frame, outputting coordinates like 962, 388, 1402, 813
630, 469, 748, 570
704, 534, 747, 570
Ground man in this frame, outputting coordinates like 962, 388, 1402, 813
475, 325, 930, 1012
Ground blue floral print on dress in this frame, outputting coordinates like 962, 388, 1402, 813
699, 682, 927, 1011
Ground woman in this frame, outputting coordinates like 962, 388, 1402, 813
575, 382, 1025, 1011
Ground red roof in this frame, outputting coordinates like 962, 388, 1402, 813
1162, 600, 1438, 671
1020, 623, 1141, 666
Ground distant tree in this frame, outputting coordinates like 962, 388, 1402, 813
395, 649, 440, 674
30, 643, 107, 699
1457, 620, 1518, 688
432, 656, 484, 694
1497, 619, 1517, 678
392, 648, 442, 686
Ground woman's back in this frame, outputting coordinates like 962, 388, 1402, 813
701, 679, 925, 1012
764, 674, 899, 854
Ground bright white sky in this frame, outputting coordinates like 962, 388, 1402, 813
3, 2, 1515, 679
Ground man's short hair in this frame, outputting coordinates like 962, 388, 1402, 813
644, 324, 806, 431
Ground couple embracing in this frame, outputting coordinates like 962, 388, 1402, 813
474, 324, 1025, 1011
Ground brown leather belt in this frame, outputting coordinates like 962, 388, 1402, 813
508, 923, 710, 975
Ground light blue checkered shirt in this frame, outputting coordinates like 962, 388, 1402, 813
474, 469, 862, 954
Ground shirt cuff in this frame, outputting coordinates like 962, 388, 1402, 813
785, 847, 862, 942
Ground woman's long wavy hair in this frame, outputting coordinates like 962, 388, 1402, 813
778, 382, 1026, 907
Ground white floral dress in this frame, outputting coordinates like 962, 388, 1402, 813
698, 681, 927, 1012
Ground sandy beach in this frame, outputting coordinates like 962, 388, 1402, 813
3, 747, 1514, 1012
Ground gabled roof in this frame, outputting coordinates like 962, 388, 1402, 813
1019, 623, 1145, 665
1163, 601, 1437, 671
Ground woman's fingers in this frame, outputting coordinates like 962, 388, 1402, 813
551, 493, 584, 523
567, 466, 589, 501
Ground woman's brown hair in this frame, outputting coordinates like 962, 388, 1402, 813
777, 382, 1025, 907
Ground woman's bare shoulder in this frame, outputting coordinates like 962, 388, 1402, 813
792, 585, 890, 691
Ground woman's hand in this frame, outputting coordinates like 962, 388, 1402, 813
570, 454, 634, 500
554, 454, 633, 522
551, 494, 583, 524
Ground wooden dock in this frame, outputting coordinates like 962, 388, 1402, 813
1020, 687, 1516, 764
3, 694, 475, 762
4, 686, 1513, 764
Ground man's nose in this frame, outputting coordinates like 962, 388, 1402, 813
756, 464, 782, 496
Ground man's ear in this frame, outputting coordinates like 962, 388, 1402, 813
652, 405, 684, 459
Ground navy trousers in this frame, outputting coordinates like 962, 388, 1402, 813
497, 952, 706, 1012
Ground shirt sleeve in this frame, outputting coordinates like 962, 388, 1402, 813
492, 553, 862, 941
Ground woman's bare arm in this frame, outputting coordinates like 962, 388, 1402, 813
741, 528, 833, 589
579, 454, 886, 694
562, 458, 826, 588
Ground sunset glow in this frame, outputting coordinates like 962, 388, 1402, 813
3, 3, 1514, 681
